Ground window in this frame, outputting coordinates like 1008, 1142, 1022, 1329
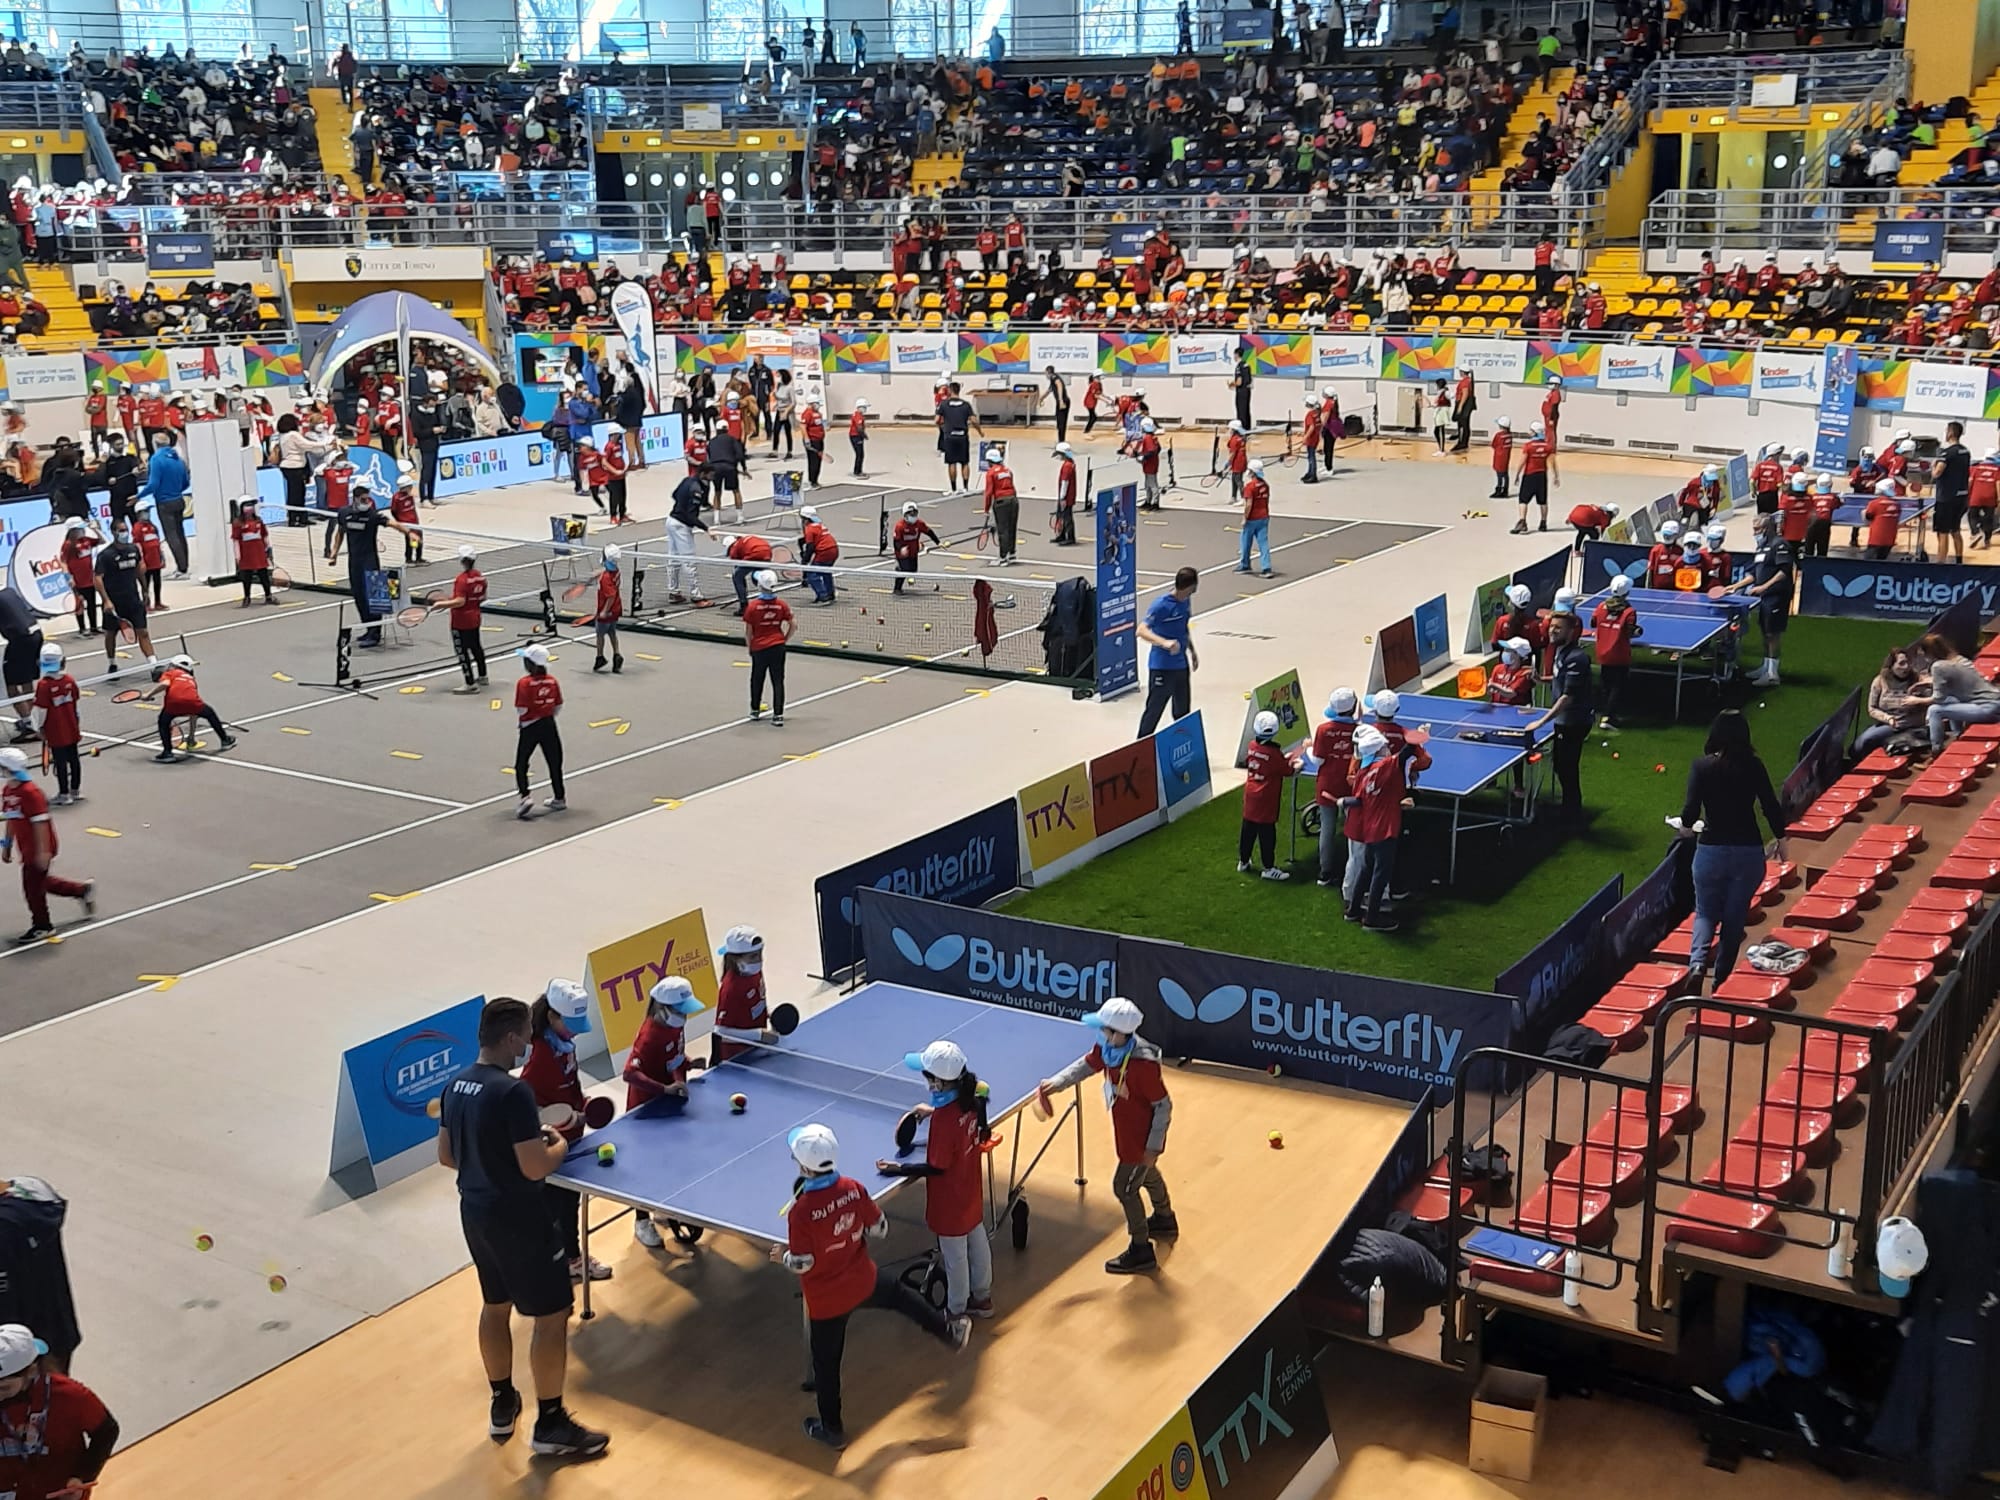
388, 0, 452, 55
187, 0, 253, 58
888, 0, 935, 59
517, 0, 580, 59
121, 0, 191, 53
703, 0, 763, 68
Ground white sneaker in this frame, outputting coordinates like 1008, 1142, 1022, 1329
1237, 860, 1253, 873
1260, 867, 1292, 881
545, 797, 567, 812
634, 1217, 664, 1249
516, 797, 533, 820
568, 1256, 613, 1282
52, 792, 71, 806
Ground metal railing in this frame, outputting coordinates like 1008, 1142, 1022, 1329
724, 189, 1607, 257
1805, 49, 1911, 185
1558, 58, 1656, 198
585, 81, 812, 133
1643, 187, 2000, 257
0, 80, 84, 130
1648, 46, 1904, 113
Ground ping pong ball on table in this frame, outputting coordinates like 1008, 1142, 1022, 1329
730, 1093, 748, 1113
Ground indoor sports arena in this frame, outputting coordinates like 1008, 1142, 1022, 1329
7, 4, 2000, 1499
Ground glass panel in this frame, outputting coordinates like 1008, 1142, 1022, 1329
517, 0, 580, 59
389, 0, 454, 55
704, 0, 764, 69
187, 0, 253, 59
121, 0, 191, 53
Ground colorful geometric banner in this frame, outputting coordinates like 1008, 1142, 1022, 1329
1524, 339, 1602, 389
81, 347, 170, 389
957, 330, 1032, 374
1671, 345, 1752, 398
1987, 369, 2000, 422
1379, 334, 1457, 381
1857, 356, 1908, 412
675, 331, 749, 373
822, 327, 890, 374
1098, 329, 1169, 375
1239, 331, 1312, 378
243, 342, 305, 386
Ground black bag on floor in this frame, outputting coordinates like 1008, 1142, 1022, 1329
1040, 576, 1095, 681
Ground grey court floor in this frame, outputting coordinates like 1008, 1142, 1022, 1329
0, 477, 1435, 1026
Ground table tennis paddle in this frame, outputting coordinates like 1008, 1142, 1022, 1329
1705, 584, 1731, 600
562, 579, 593, 603
1407, 726, 1431, 747
582, 1096, 615, 1130
769, 1002, 800, 1036
539, 1103, 579, 1132
894, 1110, 921, 1154
1033, 1083, 1054, 1120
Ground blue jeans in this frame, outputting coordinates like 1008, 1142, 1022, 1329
1689, 842, 1767, 981
1239, 517, 1270, 572
807, 566, 835, 602
1927, 698, 2000, 750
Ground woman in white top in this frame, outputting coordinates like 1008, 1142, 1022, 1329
767, 370, 795, 459
1429, 379, 1451, 453
1919, 632, 2000, 750
472, 386, 505, 437
273, 413, 331, 527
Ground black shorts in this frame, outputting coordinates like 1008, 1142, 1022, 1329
1754, 490, 1778, 516
941, 432, 970, 466
105, 594, 146, 633
1934, 500, 1967, 536
1520, 472, 1548, 506
3, 630, 42, 684
1759, 602, 1790, 639
461, 1200, 572, 1317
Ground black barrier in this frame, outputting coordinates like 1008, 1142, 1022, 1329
1493, 875, 1623, 1042
1183, 1293, 1334, 1500
1780, 700, 1853, 822
813, 799, 1020, 979
1600, 849, 1687, 980
1794, 683, 1861, 766
856, 890, 1516, 1103
1928, 590, 1983, 658
1511, 544, 1571, 610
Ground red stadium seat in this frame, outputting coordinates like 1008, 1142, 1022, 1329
1909, 887, 1981, 913
1586, 1106, 1678, 1162
1857, 823, 1925, 844
1578, 1006, 1648, 1051
1732, 1104, 1836, 1166
1827, 853, 1898, 883
1700, 1142, 1807, 1199
1682, 1007, 1771, 1042
1712, 972, 1794, 1009
1932, 856, 2000, 891
1870, 930, 1956, 964
1549, 1141, 1649, 1203
1827, 980, 1921, 1023
1764, 859, 1800, 887
1958, 722, 2000, 741
1786, 813, 1847, 839
1513, 1184, 1616, 1246
1952, 838, 2000, 862
1781, 894, 1863, 930
1854, 956, 1936, 992
1766, 926, 1831, 959
1853, 749, 1911, 775
1664, 1191, 1783, 1255
1396, 1177, 1477, 1225
1765, 1066, 1859, 1117
1805, 874, 1878, 905
1798, 1031, 1876, 1079
1887, 907, 1969, 940
1593, 983, 1669, 1020
1829, 773, 1887, 799
1901, 777, 1968, 807
1622, 962, 1691, 990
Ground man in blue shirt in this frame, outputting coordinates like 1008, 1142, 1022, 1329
1135, 566, 1199, 737
135, 435, 191, 578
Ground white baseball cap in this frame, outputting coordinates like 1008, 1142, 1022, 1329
457, 544, 476, 562
1609, 575, 1632, 597
648, 975, 702, 1014
1495, 415, 1511, 429
721, 924, 763, 956
520, 644, 550, 667
544, 978, 593, 1033
905, 1039, 968, 1081
799, 506, 819, 523
1502, 635, 1532, 659
788, 1123, 839, 1173
1327, 686, 1358, 717
1505, 583, 1531, 608
0, 1325, 47, 1379
1353, 724, 1388, 758
1661, 519, 1683, 541
1371, 688, 1400, 718
1082, 997, 1144, 1035
1876, 1215, 1929, 1282
1253, 709, 1280, 739
754, 568, 778, 592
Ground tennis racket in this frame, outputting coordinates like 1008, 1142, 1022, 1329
268, 567, 291, 596
116, 619, 136, 646
561, 578, 593, 604
395, 593, 440, 628
1050, 509, 1065, 536
975, 523, 993, 552
110, 688, 144, 704
1199, 469, 1227, 490
768, 542, 803, 585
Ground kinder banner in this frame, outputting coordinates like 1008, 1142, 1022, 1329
433, 430, 557, 498
1099, 330, 1169, 375
1169, 333, 1238, 376
1018, 761, 1097, 871
165, 343, 246, 392
1597, 345, 1674, 395
1379, 334, 1456, 382
1454, 336, 1526, 384
1904, 359, 1989, 420
583, 909, 719, 1060
1673, 344, 1752, 398
1311, 333, 1381, 380
812, 798, 1021, 978
857, 888, 1118, 1021
825, 327, 891, 374
1751, 347, 1826, 405
1154, 709, 1212, 813
330, 995, 486, 1185
958, 330, 1032, 374
1524, 340, 1602, 390
1028, 331, 1098, 374
1240, 331, 1312, 378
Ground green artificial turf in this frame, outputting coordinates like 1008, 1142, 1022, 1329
1007, 615, 1916, 992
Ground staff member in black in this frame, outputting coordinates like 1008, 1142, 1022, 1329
90, 431, 139, 524
707, 427, 748, 519
42, 449, 89, 525
937, 381, 979, 493
412, 392, 444, 508
1530, 605, 1593, 826
326, 485, 413, 649
1673, 710, 1787, 993
0, 585, 42, 743
94, 518, 157, 671
437, 996, 608, 1458
1045, 365, 1071, 443
1743, 515, 1796, 688
1230, 350, 1254, 429
1933, 419, 1971, 565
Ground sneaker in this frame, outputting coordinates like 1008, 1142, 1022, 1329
946, 1315, 972, 1350
634, 1217, 664, 1249
802, 1417, 848, 1450
965, 1296, 995, 1319
529, 1407, 610, 1458
1260, 867, 1291, 881
1509, 522, 1528, 535
488, 1385, 522, 1440
52, 792, 70, 806
1237, 860, 1253, 873
1104, 1243, 1159, 1275
592, 657, 607, 673
219, 735, 238, 751
77, 882, 96, 918
545, 797, 567, 813
452, 683, 480, 694
749, 707, 762, 721
154, 750, 178, 763
568, 1256, 612, 1282
611, 657, 624, 674
1146, 1211, 1180, 1238
1343, 904, 1363, 923
772, 714, 785, 726
1316, 876, 1337, 888
516, 797, 533, 820
1260, 569, 1274, 578
13, 925, 53, 944
1363, 916, 1401, 933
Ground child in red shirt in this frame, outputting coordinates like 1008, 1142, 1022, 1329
230, 497, 276, 605
58, 520, 100, 636
1972, 450, 2000, 549
31, 645, 83, 805
0, 1321, 118, 1497
874, 1040, 993, 1318
1589, 577, 1644, 728
711, 923, 769, 1063
139, 654, 233, 762
132, 500, 166, 608
1038, 996, 1176, 1274
777, 1123, 968, 1449
1238, 709, 1297, 879
847, 400, 869, 477
513, 643, 564, 818
1489, 417, 1514, 499
743, 569, 794, 723
1863, 480, 1905, 561
1341, 724, 1408, 930
520, 979, 609, 1283
390, 472, 423, 563
1310, 688, 1359, 887
623, 975, 700, 1248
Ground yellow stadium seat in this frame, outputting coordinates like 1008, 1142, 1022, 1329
1814, 327, 1836, 343
1502, 273, 1527, 291
1788, 326, 1813, 342
1708, 299, 1729, 318
1840, 328, 1860, 342
1419, 314, 1441, 330
967, 310, 987, 327
922, 310, 942, 328
833, 292, 852, 310
1477, 273, 1501, 290
1443, 315, 1464, 331
1438, 294, 1459, 312
1642, 321, 1663, 337
1280, 311, 1301, 329
1505, 295, 1528, 314
921, 291, 941, 310
1658, 299, 1682, 317
876, 272, 896, 289
1075, 271, 1096, 290
1351, 312, 1370, 329
1464, 315, 1486, 330
789, 273, 808, 290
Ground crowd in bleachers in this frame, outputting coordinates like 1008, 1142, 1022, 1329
346, 62, 592, 181
78, 44, 322, 176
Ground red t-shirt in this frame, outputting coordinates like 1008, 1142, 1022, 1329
1809, 491, 1838, 525
1227, 433, 1248, 473
1752, 458, 1783, 495
848, 411, 867, 439
231, 515, 270, 570
1778, 490, 1811, 544
1490, 431, 1513, 472
1242, 476, 1270, 521
33, 674, 80, 747
623, 1014, 688, 1109
594, 570, 623, 624
1971, 463, 2000, 508
515, 672, 561, 725
1242, 737, 1293, 824
520, 1033, 587, 1138
1540, 390, 1561, 427
1864, 495, 1903, 549
715, 966, 766, 1034
1345, 753, 1408, 844
0, 777, 54, 862
1312, 717, 1355, 804
1644, 543, 1680, 591
801, 521, 839, 564
160, 667, 202, 715
1080, 1044, 1169, 1164
744, 595, 792, 651
449, 568, 486, 630
60, 535, 96, 589
788, 1176, 884, 1319
1567, 504, 1610, 529
920, 1098, 985, 1236
1590, 600, 1639, 666
0, 1372, 109, 1500
983, 464, 1017, 504
1488, 660, 1533, 705
1519, 439, 1550, 475
133, 519, 164, 571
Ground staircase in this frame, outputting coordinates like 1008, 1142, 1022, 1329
1578, 243, 1645, 299
17, 265, 93, 348
1896, 62, 2000, 186
913, 151, 963, 193
1466, 68, 1577, 210
309, 86, 364, 194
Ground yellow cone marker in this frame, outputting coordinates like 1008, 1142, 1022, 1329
85, 827, 120, 838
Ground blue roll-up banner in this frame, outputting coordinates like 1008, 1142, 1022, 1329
856, 887, 1118, 1021
1153, 708, 1212, 812
1872, 220, 1945, 269
812, 799, 1022, 978
330, 994, 486, 1184
1801, 556, 2000, 621
146, 231, 215, 274
1813, 344, 1858, 471
1413, 593, 1451, 669
1096, 481, 1139, 699
1493, 875, 1623, 1038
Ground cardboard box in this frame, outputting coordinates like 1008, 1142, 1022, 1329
1469, 1366, 1547, 1481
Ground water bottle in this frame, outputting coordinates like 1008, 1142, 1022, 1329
1562, 1248, 1583, 1308
1366, 1276, 1385, 1337
1827, 1223, 1851, 1280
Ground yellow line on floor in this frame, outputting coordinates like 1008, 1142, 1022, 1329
85, 827, 120, 837
390, 750, 423, 760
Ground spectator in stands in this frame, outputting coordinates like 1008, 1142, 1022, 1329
1673, 710, 1786, 993
1918, 633, 2000, 752
334, 42, 357, 106
1854, 649, 1929, 755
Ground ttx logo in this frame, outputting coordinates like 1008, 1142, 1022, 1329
1025, 784, 1080, 836
1199, 1349, 1296, 1488
598, 940, 678, 1012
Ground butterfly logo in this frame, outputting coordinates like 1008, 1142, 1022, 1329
1820, 573, 1876, 598
1157, 977, 1248, 1024
890, 928, 966, 972
1600, 558, 1647, 582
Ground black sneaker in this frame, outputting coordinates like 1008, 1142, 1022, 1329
1343, 904, 1362, 923
1105, 1243, 1159, 1275
13, 925, 53, 944
1363, 916, 1401, 933
1146, 1211, 1180, 1238
1316, 876, 1337, 888
488, 1386, 521, 1440
219, 735, 238, 751
153, 750, 178, 763
803, 1417, 848, 1450
529, 1406, 610, 1458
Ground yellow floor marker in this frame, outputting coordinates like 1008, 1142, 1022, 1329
489, 700, 502, 710
390, 750, 423, 760
280, 726, 311, 736
860, 675, 886, 684
614, 722, 631, 735
652, 797, 682, 808
1160, 543, 1187, 550
782, 751, 818, 762
249, 862, 297, 872
138, 974, 179, 991
398, 685, 425, 695
634, 652, 662, 661
588, 717, 621, 728
271, 671, 293, 682
85, 827, 120, 838
80, 688, 95, 698
369, 891, 419, 904
963, 688, 990, 697
732, 660, 750, 668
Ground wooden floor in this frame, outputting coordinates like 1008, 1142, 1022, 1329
1319, 1343, 1906, 1500
108, 1067, 1408, 1499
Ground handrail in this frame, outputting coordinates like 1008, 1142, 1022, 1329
0, 80, 85, 132
1557, 59, 1658, 198
1643, 185, 2000, 257
586, 82, 813, 133
1804, 51, 1912, 186
1648, 46, 1904, 113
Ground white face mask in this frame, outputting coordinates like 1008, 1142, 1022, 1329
738, 960, 763, 976
512, 1043, 532, 1069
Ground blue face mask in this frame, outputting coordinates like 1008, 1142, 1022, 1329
799, 1169, 838, 1192
604, 559, 618, 572
1101, 1033, 1135, 1067
929, 1085, 958, 1108
1359, 746, 1385, 768
545, 1022, 575, 1057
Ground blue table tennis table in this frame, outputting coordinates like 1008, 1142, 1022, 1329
550, 982, 1094, 1320
1362, 698, 1554, 882
1830, 493, 1933, 559
1578, 586, 1758, 718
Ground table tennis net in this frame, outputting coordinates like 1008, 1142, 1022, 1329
706, 1045, 933, 1114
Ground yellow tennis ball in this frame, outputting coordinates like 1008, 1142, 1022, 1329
267, 1274, 287, 1293
194, 1233, 214, 1252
